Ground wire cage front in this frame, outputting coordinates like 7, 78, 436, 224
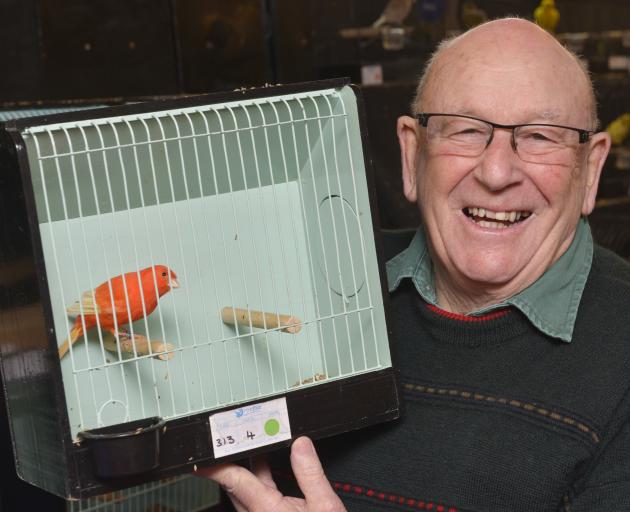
0, 79, 400, 498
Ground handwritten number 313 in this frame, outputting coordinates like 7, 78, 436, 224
215, 436, 235, 447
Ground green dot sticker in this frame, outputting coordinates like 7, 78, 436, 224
264, 418, 280, 436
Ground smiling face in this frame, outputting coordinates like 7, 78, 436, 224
398, 19, 610, 312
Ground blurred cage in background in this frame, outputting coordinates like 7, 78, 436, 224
0, 107, 106, 123
67, 476, 220, 512
0, 78, 400, 499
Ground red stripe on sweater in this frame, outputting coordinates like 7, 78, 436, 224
426, 303, 510, 322
331, 480, 457, 511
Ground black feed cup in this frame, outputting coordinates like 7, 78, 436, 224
78, 416, 165, 479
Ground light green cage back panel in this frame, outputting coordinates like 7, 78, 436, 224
22, 85, 391, 439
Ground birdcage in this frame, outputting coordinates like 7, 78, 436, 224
66, 475, 220, 512
0, 78, 400, 498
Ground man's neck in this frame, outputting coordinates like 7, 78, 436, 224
433, 271, 500, 314
432, 262, 538, 314
429, 229, 578, 315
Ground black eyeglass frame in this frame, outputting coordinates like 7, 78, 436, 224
414, 113, 594, 145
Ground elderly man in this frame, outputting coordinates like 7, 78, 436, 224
199, 17, 629, 511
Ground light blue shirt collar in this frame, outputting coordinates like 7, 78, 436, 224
386, 218, 593, 342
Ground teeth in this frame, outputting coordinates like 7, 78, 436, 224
479, 220, 508, 229
466, 207, 531, 226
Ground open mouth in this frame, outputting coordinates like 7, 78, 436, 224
463, 207, 531, 229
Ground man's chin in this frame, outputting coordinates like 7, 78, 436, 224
453, 258, 526, 289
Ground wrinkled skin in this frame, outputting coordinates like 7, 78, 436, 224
398, 19, 610, 313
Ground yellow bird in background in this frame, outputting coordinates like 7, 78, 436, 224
606, 114, 630, 146
534, 0, 560, 33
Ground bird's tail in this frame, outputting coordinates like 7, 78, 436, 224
58, 323, 84, 359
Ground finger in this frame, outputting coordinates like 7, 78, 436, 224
251, 455, 278, 490
225, 491, 248, 512
290, 437, 345, 511
196, 463, 283, 510
195, 465, 248, 512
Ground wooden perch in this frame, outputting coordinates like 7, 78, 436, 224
221, 307, 302, 334
339, 26, 381, 39
339, 25, 414, 40
103, 332, 174, 361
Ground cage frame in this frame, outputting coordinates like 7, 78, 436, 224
0, 77, 401, 499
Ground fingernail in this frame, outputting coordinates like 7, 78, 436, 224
293, 436, 315, 456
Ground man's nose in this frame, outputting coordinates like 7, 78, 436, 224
475, 129, 522, 191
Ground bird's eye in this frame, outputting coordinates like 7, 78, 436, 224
161, 272, 167, 277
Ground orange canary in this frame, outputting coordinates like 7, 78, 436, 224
58, 265, 179, 359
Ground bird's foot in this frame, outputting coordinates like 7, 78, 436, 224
114, 329, 130, 341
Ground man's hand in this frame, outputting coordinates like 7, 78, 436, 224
196, 436, 346, 512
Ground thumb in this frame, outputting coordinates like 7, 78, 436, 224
290, 437, 345, 511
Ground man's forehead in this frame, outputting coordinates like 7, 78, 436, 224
428, 20, 582, 84
448, 18, 564, 56
424, 34, 589, 122
438, 34, 572, 79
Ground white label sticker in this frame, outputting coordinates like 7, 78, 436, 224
209, 397, 292, 458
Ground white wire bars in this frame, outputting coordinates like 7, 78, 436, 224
22, 85, 391, 439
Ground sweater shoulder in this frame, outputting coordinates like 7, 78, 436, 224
590, 244, 630, 298
579, 245, 630, 338
573, 245, 630, 417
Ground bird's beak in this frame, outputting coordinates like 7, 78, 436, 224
171, 278, 180, 289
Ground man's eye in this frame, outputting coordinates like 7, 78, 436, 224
520, 127, 564, 143
447, 127, 486, 139
528, 132, 553, 141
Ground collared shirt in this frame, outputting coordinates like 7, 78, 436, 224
386, 217, 593, 342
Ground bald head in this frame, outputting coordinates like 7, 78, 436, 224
412, 18, 597, 129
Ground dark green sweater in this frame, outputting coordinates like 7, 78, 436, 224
286, 237, 630, 511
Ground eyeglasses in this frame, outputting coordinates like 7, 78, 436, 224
415, 113, 593, 165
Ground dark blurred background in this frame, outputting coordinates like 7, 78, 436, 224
1, 0, 630, 510
2, 0, 630, 230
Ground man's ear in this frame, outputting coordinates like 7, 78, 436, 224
581, 131, 611, 216
398, 115, 422, 204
